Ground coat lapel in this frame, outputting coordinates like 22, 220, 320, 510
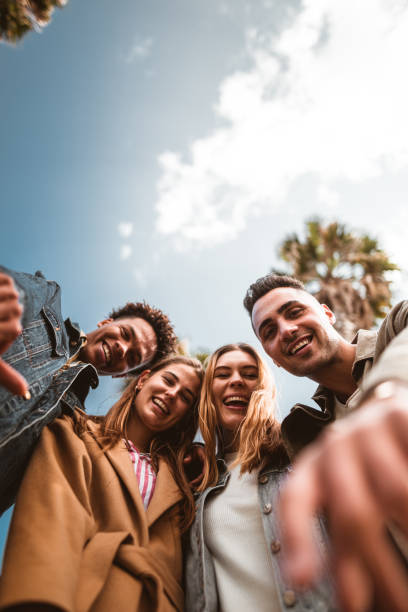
146, 458, 183, 527
86, 422, 146, 521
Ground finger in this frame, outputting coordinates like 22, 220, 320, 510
334, 554, 372, 612
352, 413, 408, 540
0, 273, 17, 288
0, 359, 29, 396
0, 299, 22, 321
0, 320, 23, 353
278, 448, 324, 587
320, 432, 408, 612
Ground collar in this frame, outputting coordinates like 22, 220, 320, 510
65, 318, 87, 356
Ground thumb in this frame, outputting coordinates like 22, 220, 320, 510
0, 359, 29, 397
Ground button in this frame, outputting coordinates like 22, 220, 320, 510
283, 590, 297, 607
270, 540, 281, 553
263, 503, 272, 514
259, 474, 268, 484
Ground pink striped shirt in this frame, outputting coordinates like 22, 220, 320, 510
125, 440, 157, 509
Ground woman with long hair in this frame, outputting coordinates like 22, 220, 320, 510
0, 355, 203, 612
185, 343, 335, 612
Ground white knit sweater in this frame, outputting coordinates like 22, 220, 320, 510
203, 453, 281, 612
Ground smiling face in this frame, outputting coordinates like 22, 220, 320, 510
251, 287, 341, 378
212, 349, 259, 435
80, 316, 158, 376
133, 362, 201, 435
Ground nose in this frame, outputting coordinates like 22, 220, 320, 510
115, 340, 127, 359
229, 373, 244, 387
279, 319, 298, 341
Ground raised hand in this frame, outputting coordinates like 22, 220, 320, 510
0, 272, 29, 397
279, 384, 408, 612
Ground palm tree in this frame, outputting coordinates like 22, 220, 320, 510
0, 0, 67, 43
274, 219, 399, 340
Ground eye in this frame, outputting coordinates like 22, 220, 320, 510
263, 326, 276, 340
288, 307, 303, 318
162, 375, 174, 385
244, 373, 258, 379
180, 391, 191, 404
214, 372, 229, 378
121, 326, 130, 340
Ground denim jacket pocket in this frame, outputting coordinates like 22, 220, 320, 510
42, 306, 66, 357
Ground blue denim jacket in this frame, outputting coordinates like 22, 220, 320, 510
0, 266, 98, 513
185, 459, 337, 612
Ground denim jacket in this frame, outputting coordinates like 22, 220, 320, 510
185, 458, 337, 612
0, 266, 98, 513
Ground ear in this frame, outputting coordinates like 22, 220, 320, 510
321, 304, 336, 325
135, 369, 151, 389
97, 318, 114, 328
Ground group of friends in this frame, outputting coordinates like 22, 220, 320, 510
0, 263, 408, 611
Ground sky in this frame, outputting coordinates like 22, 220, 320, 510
2, 0, 408, 556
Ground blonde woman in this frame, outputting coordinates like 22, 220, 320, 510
185, 343, 335, 612
0, 355, 203, 612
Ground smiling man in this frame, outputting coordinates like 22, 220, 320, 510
0, 266, 176, 513
244, 273, 408, 610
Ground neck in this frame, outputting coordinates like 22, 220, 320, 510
310, 341, 357, 402
125, 415, 153, 453
222, 427, 240, 453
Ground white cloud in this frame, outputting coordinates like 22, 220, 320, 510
133, 268, 147, 286
118, 222, 133, 238
120, 245, 132, 260
155, 0, 408, 250
125, 37, 153, 63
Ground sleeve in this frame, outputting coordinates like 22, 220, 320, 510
0, 416, 94, 612
362, 300, 408, 393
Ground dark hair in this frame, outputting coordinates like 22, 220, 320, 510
243, 274, 305, 316
74, 355, 204, 532
108, 302, 177, 371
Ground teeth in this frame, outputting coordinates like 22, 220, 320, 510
103, 344, 111, 363
224, 396, 248, 405
153, 398, 169, 415
290, 337, 311, 355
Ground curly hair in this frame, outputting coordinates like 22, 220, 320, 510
243, 274, 305, 316
108, 302, 177, 372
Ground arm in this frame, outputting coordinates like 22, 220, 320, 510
279, 303, 408, 611
0, 272, 28, 396
0, 416, 94, 612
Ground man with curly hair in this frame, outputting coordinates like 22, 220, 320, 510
0, 266, 177, 513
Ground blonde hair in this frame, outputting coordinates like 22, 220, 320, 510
74, 355, 204, 531
198, 343, 287, 491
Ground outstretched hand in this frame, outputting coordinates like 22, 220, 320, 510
0, 272, 28, 396
279, 384, 408, 612
183, 444, 206, 489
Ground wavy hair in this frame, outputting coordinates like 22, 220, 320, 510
198, 343, 288, 492
74, 355, 204, 531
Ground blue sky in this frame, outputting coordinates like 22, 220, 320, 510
2, 0, 408, 559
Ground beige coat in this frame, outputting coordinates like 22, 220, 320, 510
0, 415, 184, 612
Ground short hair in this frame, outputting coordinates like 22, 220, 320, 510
243, 274, 305, 316
108, 302, 177, 370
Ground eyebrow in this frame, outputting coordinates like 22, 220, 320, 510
214, 365, 258, 371
257, 300, 299, 336
164, 370, 195, 400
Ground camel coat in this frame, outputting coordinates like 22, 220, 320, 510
0, 415, 185, 612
